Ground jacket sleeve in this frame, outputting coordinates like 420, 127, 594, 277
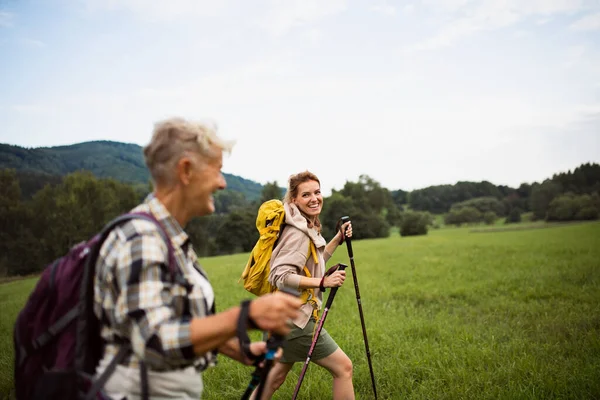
268, 227, 311, 290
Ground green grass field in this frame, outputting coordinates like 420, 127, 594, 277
1, 222, 599, 399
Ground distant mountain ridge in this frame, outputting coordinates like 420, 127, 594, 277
0, 141, 264, 200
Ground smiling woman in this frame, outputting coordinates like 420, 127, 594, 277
253, 171, 356, 400
90, 117, 302, 400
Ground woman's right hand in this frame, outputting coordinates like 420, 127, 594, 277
249, 292, 302, 334
324, 270, 346, 288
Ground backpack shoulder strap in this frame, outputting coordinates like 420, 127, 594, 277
98, 211, 177, 278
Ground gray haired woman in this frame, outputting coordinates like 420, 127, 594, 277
93, 117, 301, 399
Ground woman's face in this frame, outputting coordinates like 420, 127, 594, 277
184, 147, 227, 217
292, 180, 323, 220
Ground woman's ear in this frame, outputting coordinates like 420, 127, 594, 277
177, 156, 194, 185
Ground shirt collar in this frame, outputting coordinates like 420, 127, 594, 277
144, 193, 190, 250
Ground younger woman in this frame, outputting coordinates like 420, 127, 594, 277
260, 171, 355, 399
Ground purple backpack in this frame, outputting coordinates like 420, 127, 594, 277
13, 212, 177, 400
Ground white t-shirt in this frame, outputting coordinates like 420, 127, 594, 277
184, 259, 214, 309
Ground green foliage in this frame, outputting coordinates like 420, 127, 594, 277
391, 188, 408, 206
1, 151, 599, 277
505, 207, 522, 224
445, 206, 483, 226
320, 192, 359, 239
336, 175, 395, 215
552, 162, 600, 194
0, 141, 264, 201
322, 179, 391, 241
186, 215, 225, 257
14, 170, 62, 199
399, 211, 430, 236
0, 170, 139, 276
348, 212, 390, 239
0, 141, 148, 182
0, 170, 39, 277
483, 211, 497, 225
214, 210, 258, 254
259, 181, 284, 204
213, 190, 248, 214
546, 193, 600, 222
530, 180, 562, 220
384, 205, 403, 226
452, 196, 505, 216
408, 181, 504, 214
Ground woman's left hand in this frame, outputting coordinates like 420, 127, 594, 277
243, 341, 266, 365
244, 341, 283, 365
338, 221, 352, 243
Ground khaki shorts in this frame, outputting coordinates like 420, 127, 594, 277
279, 318, 339, 363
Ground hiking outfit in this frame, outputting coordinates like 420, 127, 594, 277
93, 194, 217, 399
268, 203, 339, 363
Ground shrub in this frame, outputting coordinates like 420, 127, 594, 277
483, 211, 497, 225
505, 207, 522, 224
399, 211, 429, 237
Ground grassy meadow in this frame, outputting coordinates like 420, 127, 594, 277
1, 221, 599, 399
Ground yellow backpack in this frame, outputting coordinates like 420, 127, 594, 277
240, 199, 319, 314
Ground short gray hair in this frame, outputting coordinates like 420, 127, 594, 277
143, 117, 234, 186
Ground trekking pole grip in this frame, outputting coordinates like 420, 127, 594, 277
339, 216, 354, 257
324, 264, 347, 309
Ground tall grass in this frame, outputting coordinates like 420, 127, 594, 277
1, 222, 599, 399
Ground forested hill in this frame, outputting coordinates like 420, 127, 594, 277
0, 141, 264, 200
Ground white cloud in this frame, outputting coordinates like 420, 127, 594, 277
563, 44, 587, 68
302, 28, 323, 43
0, 10, 14, 27
2, 0, 599, 192
78, 0, 348, 36
11, 104, 53, 114
403, 4, 416, 14
412, 0, 595, 50
371, 1, 396, 16
78, 0, 231, 21
570, 12, 600, 30
257, 0, 347, 36
20, 38, 46, 47
8, 51, 596, 191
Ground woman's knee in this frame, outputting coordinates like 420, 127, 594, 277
329, 353, 353, 379
270, 367, 290, 390
339, 355, 353, 379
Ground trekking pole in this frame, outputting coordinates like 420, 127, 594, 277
241, 332, 284, 400
252, 332, 284, 400
240, 288, 299, 400
339, 216, 378, 399
291, 264, 347, 400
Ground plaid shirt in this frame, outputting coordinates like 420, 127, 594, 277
94, 194, 217, 372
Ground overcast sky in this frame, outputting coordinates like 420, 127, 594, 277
1, 0, 599, 195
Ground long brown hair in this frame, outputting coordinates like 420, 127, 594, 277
283, 171, 322, 232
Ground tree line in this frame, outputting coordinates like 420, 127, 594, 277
1, 162, 598, 277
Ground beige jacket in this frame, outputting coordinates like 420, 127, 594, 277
268, 202, 333, 329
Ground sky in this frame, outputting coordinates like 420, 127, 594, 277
0, 0, 599, 195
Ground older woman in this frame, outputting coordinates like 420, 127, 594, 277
93, 117, 301, 399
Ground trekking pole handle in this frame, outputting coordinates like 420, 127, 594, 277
324, 264, 347, 309
339, 216, 354, 257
